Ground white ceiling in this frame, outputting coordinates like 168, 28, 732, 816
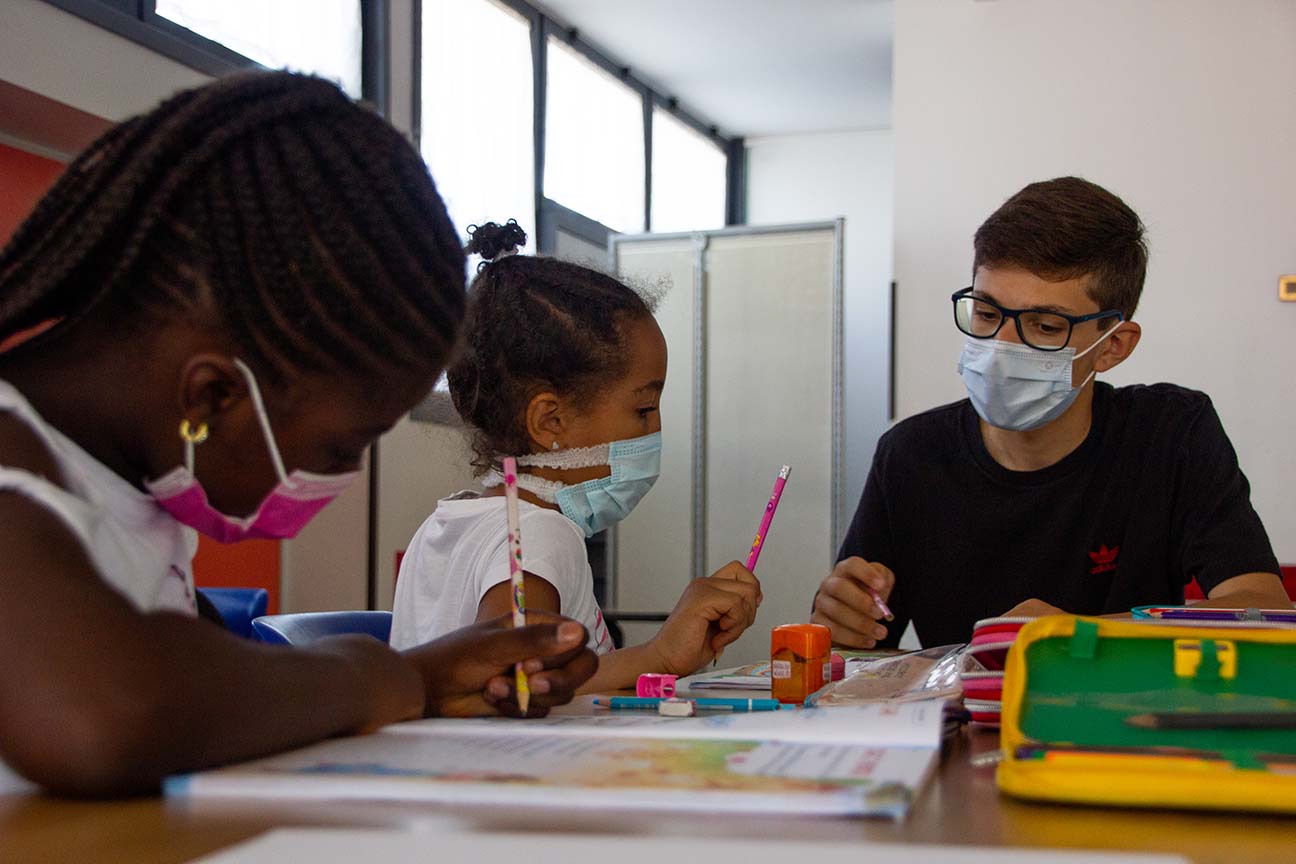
534, 0, 893, 138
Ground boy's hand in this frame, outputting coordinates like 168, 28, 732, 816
402, 612, 597, 718
648, 561, 762, 674
811, 557, 895, 648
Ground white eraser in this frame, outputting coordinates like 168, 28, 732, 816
657, 697, 696, 717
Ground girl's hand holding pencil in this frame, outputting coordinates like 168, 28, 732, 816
401, 612, 597, 718
645, 561, 762, 674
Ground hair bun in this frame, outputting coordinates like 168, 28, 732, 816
465, 219, 527, 265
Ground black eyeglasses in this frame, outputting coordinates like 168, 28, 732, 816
951, 288, 1122, 352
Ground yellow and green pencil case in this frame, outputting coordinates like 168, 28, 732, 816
997, 615, 1296, 814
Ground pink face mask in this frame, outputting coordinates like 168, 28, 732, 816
144, 359, 361, 544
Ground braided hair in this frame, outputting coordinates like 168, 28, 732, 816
0, 71, 465, 382
450, 221, 655, 473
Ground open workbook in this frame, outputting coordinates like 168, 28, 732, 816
167, 701, 953, 819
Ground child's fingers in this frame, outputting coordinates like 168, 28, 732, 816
526, 648, 598, 709
706, 586, 758, 631
707, 584, 760, 633
702, 575, 760, 618
485, 676, 511, 701
710, 622, 751, 655
481, 616, 590, 671
710, 561, 762, 603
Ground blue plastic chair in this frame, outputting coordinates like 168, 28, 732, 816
198, 588, 269, 640
251, 611, 393, 646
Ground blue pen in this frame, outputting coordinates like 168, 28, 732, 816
594, 696, 786, 711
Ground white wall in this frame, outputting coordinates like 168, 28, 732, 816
746, 129, 895, 538
893, 0, 1296, 561
0, 0, 208, 120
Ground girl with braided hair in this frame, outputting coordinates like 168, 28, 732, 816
0, 72, 595, 796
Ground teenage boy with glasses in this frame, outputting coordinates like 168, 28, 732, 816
812, 177, 1289, 649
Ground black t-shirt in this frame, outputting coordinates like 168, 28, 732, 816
838, 382, 1279, 648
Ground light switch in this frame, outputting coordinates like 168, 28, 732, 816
1281, 275, 1296, 302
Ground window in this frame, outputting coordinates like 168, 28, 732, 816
544, 38, 645, 234
420, 0, 535, 259
650, 107, 727, 233
156, 0, 363, 97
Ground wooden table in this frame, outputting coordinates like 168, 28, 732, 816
2, 699, 1294, 863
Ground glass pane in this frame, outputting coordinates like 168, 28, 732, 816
422, 0, 536, 265
544, 38, 645, 234
650, 107, 727, 233
156, 0, 362, 98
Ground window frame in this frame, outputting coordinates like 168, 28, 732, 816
51, 0, 744, 231
41, 0, 387, 109
648, 96, 733, 235
417, 0, 744, 245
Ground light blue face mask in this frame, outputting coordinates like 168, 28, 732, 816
957, 326, 1120, 431
493, 432, 662, 538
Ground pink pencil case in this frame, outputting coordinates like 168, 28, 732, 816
960, 671, 1003, 701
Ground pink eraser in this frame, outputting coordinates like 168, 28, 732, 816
830, 653, 845, 681
637, 673, 678, 698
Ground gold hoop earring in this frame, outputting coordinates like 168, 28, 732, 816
179, 419, 210, 444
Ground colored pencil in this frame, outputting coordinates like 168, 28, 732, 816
746, 465, 791, 571
595, 696, 785, 712
1155, 607, 1296, 624
871, 589, 895, 622
502, 456, 529, 714
1125, 711, 1296, 731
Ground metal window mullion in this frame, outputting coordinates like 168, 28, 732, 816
361, 0, 390, 117
533, 16, 548, 239
831, 218, 845, 557
692, 233, 710, 582
643, 90, 653, 233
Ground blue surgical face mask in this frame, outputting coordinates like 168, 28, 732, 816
486, 432, 662, 538
957, 326, 1120, 432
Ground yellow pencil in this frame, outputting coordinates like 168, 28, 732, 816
502, 457, 530, 714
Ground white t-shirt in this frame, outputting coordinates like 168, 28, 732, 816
390, 491, 613, 655
0, 378, 199, 793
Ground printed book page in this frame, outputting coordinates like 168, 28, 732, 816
169, 726, 938, 818
385, 700, 950, 749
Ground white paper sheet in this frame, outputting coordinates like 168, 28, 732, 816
191, 827, 1191, 864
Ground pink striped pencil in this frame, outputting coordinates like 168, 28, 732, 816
502, 457, 530, 714
746, 465, 791, 571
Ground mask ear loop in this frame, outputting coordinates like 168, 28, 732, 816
1071, 321, 1124, 389
233, 358, 289, 484
1074, 321, 1123, 361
